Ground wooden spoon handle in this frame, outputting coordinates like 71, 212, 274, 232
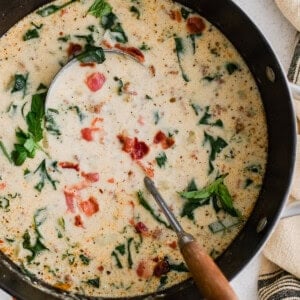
180, 239, 238, 300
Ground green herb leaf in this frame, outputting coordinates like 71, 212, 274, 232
127, 237, 134, 269
198, 106, 223, 127
154, 111, 161, 125
79, 254, 91, 265
34, 159, 59, 192
188, 33, 201, 54
115, 244, 126, 255
75, 34, 95, 45
76, 46, 106, 64
37, 0, 77, 17
68, 106, 85, 122
45, 108, 61, 136
23, 29, 39, 41
139, 42, 151, 51
0, 140, 12, 163
155, 152, 167, 168
86, 277, 100, 288
180, 7, 191, 19
111, 251, 123, 268
101, 13, 128, 43
180, 175, 240, 218
203, 132, 228, 174
88, 0, 112, 18
58, 35, 71, 42
169, 262, 189, 272
137, 191, 170, 229
11, 73, 29, 98
226, 62, 239, 75
174, 37, 189, 82
130, 6, 140, 19
208, 217, 241, 234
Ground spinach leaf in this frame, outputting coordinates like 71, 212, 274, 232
158, 275, 168, 290
130, 6, 140, 19
79, 254, 91, 265
188, 33, 201, 54
88, 0, 112, 18
115, 244, 125, 255
127, 237, 134, 269
86, 277, 100, 288
37, 0, 77, 17
11, 73, 28, 98
154, 111, 161, 125
226, 62, 239, 75
111, 251, 123, 268
45, 108, 61, 136
137, 191, 171, 229
180, 174, 240, 217
75, 34, 95, 45
180, 7, 191, 19
190, 103, 201, 116
76, 46, 105, 64
174, 37, 189, 82
0, 197, 10, 209
203, 132, 228, 174
198, 106, 223, 127
0, 140, 12, 163
113, 76, 124, 95
169, 262, 189, 272
68, 106, 85, 122
208, 217, 241, 234
34, 159, 59, 192
245, 164, 262, 174
23, 23, 43, 41
155, 152, 167, 168
58, 35, 71, 42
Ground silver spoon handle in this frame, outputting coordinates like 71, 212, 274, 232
144, 177, 187, 235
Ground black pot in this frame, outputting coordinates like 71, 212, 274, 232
0, 0, 296, 299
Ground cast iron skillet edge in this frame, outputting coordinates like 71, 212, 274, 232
0, 0, 296, 299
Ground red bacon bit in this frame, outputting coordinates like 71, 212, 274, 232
81, 127, 99, 141
107, 178, 115, 183
64, 191, 75, 213
67, 43, 82, 57
98, 266, 104, 272
136, 260, 153, 279
91, 117, 104, 127
153, 258, 170, 277
60, 9, 67, 16
0, 240, 3, 244
80, 62, 96, 68
0, 182, 6, 190
186, 17, 206, 34
81, 172, 100, 183
115, 44, 145, 63
59, 162, 80, 172
136, 161, 154, 178
117, 135, 149, 160
102, 40, 113, 49
135, 221, 149, 235
79, 196, 99, 217
153, 131, 175, 149
74, 215, 84, 227
169, 9, 182, 22
168, 241, 177, 249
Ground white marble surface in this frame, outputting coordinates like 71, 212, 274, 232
0, 0, 297, 299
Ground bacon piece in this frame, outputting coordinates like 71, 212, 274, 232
136, 161, 154, 178
80, 62, 96, 68
107, 178, 115, 183
168, 241, 177, 249
153, 258, 170, 277
136, 260, 153, 279
64, 191, 75, 213
79, 196, 99, 217
153, 131, 175, 149
59, 162, 80, 172
115, 44, 145, 63
98, 266, 104, 272
91, 117, 104, 127
74, 215, 84, 227
67, 43, 82, 57
81, 127, 100, 142
81, 172, 99, 183
117, 135, 150, 160
186, 17, 206, 34
0, 183, 6, 190
169, 9, 182, 22
86, 72, 106, 92
135, 221, 149, 235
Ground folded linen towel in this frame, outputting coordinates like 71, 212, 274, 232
258, 2, 300, 298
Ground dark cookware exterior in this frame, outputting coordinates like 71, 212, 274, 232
0, 0, 296, 299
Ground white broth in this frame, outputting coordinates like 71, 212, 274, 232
0, 0, 267, 297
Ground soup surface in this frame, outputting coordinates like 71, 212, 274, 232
0, 0, 267, 297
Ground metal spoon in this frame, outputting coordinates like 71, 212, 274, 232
144, 176, 238, 300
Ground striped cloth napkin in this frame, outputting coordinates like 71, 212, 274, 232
258, 1, 300, 299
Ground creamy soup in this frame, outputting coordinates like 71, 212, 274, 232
0, 0, 267, 297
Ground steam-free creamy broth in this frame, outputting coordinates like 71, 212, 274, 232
0, 0, 267, 297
